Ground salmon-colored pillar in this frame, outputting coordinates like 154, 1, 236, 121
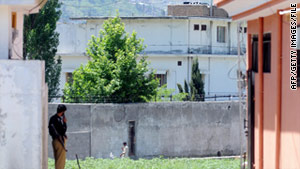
258, 17, 264, 169
275, 11, 282, 169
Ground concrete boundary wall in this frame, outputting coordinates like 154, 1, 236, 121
0, 60, 48, 169
48, 101, 246, 160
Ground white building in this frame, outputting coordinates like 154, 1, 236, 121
57, 14, 247, 99
0, 0, 47, 60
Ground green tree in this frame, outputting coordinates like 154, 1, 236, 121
148, 84, 187, 102
177, 58, 205, 101
24, 0, 62, 102
63, 15, 158, 103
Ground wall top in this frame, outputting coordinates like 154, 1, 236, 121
0, 0, 47, 13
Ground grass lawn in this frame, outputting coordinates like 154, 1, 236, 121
48, 157, 240, 169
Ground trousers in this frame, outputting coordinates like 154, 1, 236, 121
52, 138, 67, 169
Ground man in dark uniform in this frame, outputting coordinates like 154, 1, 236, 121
49, 104, 68, 169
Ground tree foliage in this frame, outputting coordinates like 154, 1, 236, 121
177, 58, 205, 101
24, 0, 62, 102
63, 15, 158, 103
147, 84, 187, 102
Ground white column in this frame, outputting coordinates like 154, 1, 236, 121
11, 11, 24, 59
0, 6, 11, 59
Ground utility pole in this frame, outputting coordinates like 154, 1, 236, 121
237, 22, 244, 169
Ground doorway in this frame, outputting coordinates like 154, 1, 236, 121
128, 121, 136, 156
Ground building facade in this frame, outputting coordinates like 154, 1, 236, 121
215, 0, 300, 169
0, 0, 46, 60
57, 14, 247, 99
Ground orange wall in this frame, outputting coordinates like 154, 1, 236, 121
280, 13, 300, 169
247, 13, 300, 169
262, 14, 278, 169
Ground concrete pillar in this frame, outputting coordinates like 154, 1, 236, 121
0, 6, 11, 59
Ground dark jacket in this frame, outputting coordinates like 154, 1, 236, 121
48, 114, 67, 140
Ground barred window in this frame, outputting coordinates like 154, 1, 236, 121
217, 26, 226, 43
263, 33, 271, 73
194, 24, 199, 31
66, 72, 73, 83
201, 25, 207, 31
252, 35, 258, 72
155, 74, 167, 87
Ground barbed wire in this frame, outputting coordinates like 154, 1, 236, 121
49, 94, 246, 103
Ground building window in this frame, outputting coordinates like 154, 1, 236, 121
251, 34, 271, 73
155, 74, 167, 87
178, 61, 182, 66
194, 24, 199, 31
66, 72, 73, 83
201, 25, 207, 31
201, 74, 205, 83
244, 27, 247, 33
263, 33, 271, 73
252, 35, 258, 72
12, 12, 16, 29
217, 26, 226, 43
238, 27, 243, 33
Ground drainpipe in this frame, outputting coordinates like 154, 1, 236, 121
188, 18, 190, 51
174, 70, 177, 91
187, 53, 190, 82
188, 19, 190, 81
210, 20, 213, 54
170, 18, 173, 53
237, 21, 243, 169
228, 22, 231, 54
258, 17, 264, 169
208, 19, 213, 93
208, 57, 211, 95
275, 11, 282, 169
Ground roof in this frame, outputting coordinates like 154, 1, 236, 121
214, 0, 300, 21
1, 0, 48, 13
71, 16, 188, 20
70, 16, 231, 21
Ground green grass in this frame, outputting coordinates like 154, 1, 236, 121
48, 157, 240, 169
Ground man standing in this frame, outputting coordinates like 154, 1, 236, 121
49, 104, 68, 169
